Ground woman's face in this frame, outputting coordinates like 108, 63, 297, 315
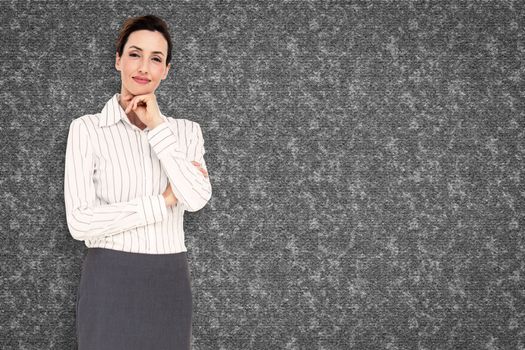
115, 29, 170, 96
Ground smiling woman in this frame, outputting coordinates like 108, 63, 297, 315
115, 26, 170, 93
65, 14, 211, 350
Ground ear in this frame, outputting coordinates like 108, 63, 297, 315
162, 63, 171, 80
115, 52, 121, 71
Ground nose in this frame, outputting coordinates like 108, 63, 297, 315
139, 57, 149, 74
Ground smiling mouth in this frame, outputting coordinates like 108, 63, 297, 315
133, 77, 150, 83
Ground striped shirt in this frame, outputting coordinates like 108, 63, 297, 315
64, 92, 212, 254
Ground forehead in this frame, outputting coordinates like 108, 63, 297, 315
126, 30, 167, 53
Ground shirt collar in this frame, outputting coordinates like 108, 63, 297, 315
99, 93, 168, 128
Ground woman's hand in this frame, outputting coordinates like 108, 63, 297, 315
124, 93, 164, 129
163, 162, 209, 207
191, 161, 208, 178
162, 182, 178, 207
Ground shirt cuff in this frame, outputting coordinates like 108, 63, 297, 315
140, 194, 168, 225
147, 121, 186, 159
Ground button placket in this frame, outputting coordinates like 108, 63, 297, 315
142, 130, 153, 195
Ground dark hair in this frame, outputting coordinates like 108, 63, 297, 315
115, 15, 172, 66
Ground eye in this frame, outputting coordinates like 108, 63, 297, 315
129, 53, 160, 62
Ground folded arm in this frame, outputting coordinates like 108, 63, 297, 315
147, 119, 212, 212
64, 118, 168, 241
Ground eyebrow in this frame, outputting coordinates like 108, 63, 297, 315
128, 45, 165, 56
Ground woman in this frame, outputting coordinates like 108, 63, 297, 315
64, 15, 212, 349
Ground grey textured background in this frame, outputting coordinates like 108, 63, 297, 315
1, 1, 524, 349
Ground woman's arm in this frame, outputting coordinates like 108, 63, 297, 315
147, 119, 212, 212
64, 118, 168, 241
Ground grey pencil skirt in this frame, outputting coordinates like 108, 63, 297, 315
75, 247, 192, 350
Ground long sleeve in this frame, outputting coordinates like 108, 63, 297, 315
147, 120, 212, 212
64, 118, 168, 241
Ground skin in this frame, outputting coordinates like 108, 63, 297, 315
114, 29, 208, 207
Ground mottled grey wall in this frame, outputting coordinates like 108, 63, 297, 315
1, 1, 523, 349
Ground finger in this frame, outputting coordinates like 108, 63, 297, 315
137, 95, 148, 109
193, 163, 204, 173
192, 162, 204, 174
126, 96, 136, 114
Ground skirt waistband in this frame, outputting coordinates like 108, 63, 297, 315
84, 247, 188, 270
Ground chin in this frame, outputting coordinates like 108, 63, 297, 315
126, 84, 155, 96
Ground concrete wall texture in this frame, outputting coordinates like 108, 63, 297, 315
1, 1, 523, 349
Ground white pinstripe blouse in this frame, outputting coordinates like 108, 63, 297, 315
64, 93, 212, 254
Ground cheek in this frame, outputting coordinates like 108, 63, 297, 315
153, 65, 167, 78
121, 60, 137, 73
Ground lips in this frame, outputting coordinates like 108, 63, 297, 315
133, 76, 150, 84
